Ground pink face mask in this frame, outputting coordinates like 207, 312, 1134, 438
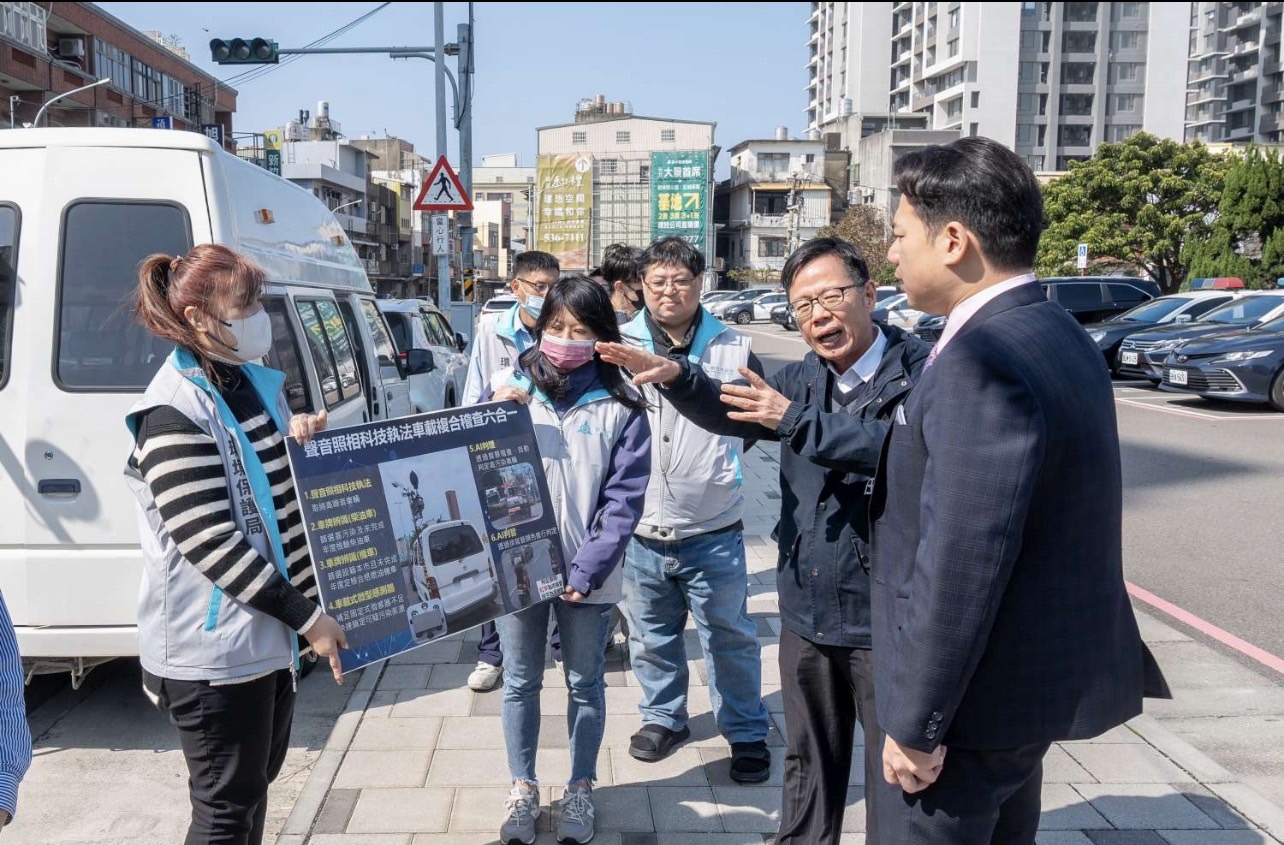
541, 334, 597, 370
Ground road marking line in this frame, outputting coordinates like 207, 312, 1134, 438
1127, 581, 1284, 677
1115, 397, 1284, 421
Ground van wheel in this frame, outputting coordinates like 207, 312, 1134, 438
1270, 368, 1284, 412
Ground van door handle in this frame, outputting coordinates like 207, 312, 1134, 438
39, 479, 81, 497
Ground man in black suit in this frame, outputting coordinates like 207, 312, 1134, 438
869, 136, 1150, 844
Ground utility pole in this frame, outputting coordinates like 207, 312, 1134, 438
786, 171, 804, 254
457, 13, 475, 307
433, 2, 450, 310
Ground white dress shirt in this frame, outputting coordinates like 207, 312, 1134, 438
933, 273, 1037, 355
829, 325, 888, 396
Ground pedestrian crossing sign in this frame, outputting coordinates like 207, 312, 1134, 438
414, 156, 473, 212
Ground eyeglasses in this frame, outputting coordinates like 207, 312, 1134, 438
644, 276, 697, 293
788, 284, 860, 322
515, 277, 553, 295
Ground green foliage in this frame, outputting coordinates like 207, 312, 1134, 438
1036, 133, 1228, 294
727, 266, 778, 287
818, 205, 894, 282
1183, 147, 1284, 289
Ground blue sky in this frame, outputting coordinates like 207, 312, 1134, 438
98, 2, 810, 178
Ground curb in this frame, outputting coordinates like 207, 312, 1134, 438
278, 662, 384, 844
1128, 713, 1284, 841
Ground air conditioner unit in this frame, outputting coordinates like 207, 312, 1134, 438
57, 37, 86, 59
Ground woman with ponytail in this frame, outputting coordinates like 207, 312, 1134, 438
123, 244, 346, 845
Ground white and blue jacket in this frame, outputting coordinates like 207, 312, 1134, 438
463, 303, 535, 405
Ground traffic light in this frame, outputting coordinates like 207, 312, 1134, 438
209, 38, 279, 65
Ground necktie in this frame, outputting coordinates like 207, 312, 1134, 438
923, 344, 940, 371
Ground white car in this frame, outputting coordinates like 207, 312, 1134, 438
423, 520, 497, 616
377, 299, 469, 412
479, 294, 517, 319
709, 287, 778, 318
877, 293, 926, 331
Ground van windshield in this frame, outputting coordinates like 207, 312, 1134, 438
429, 523, 484, 565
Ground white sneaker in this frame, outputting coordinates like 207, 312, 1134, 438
468, 661, 503, 691
500, 784, 540, 845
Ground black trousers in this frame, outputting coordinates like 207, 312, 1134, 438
870, 739, 1050, 845
144, 669, 295, 845
777, 627, 883, 845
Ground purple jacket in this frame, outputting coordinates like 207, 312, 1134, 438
481, 363, 651, 598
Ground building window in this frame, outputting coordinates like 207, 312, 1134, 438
660, 129, 676, 142
572, 131, 587, 144
948, 38, 959, 58
1064, 2, 1097, 22
754, 192, 790, 215
132, 58, 162, 105
616, 131, 631, 144
1060, 93, 1094, 116
600, 159, 617, 174
1113, 93, 1139, 113
1110, 62, 1144, 84
1020, 30, 1041, 50
758, 237, 788, 258
949, 9, 959, 29
971, 91, 980, 108
95, 38, 132, 93
639, 164, 650, 183
1058, 125, 1092, 147
1115, 1, 1143, 20
804, 153, 816, 163
944, 96, 964, 120
757, 152, 790, 174
1026, 154, 1045, 170
1019, 61, 1039, 83
1061, 62, 1095, 85
162, 75, 187, 116
1018, 93, 1038, 113
1107, 124, 1142, 142
1017, 123, 1038, 145
969, 122, 979, 137
1111, 31, 1145, 51
1062, 31, 1096, 53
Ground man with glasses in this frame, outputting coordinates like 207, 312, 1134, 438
605, 236, 774, 783
463, 250, 560, 692
598, 237, 928, 844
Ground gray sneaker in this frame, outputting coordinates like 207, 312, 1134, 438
500, 784, 540, 845
556, 785, 595, 844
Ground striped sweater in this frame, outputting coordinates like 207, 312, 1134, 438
131, 364, 322, 636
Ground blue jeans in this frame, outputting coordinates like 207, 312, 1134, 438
621, 527, 770, 744
496, 599, 612, 786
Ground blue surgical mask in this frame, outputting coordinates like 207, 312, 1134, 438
523, 294, 545, 320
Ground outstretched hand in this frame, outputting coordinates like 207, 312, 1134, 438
719, 367, 791, 431
594, 342, 681, 387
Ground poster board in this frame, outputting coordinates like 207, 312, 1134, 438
286, 402, 565, 672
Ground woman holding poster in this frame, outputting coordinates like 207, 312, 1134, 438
482, 275, 652, 845
122, 244, 347, 845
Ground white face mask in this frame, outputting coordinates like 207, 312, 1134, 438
218, 307, 273, 363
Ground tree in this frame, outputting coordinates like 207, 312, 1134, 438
819, 205, 895, 283
1185, 146, 1284, 289
1037, 133, 1229, 294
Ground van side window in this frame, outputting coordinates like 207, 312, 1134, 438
262, 297, 312, 414
0, 205, 18, 391
425, 313, 456, 348
360, 300, 399, 365
385, 313, 411, 352
56, 201, 191, 390
295, 299, 361, 409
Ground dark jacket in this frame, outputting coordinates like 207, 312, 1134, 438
661, 325, 929, 648
870, 284, 1147, 754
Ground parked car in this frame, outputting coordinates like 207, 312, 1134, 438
1117, 292, 1284, 382
912, 313, 947, 344
875, 285, 902, 304
874, 292, 926, 330
721, 290, 789, 325
1084, 291, 1243, 375
479, 293, 517, 318
700, 290, 735, 304
708, 287, 778, 318
1039, 276, 1159, 324
770, 302, 797, 331
378, 299, 470, 412
1160, 313, 1284, 411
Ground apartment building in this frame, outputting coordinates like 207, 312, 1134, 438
473, 153, 536, 271
1187, 2, 1284, 144
807, 2, 1188, 169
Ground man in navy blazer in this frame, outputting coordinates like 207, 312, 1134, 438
869, 137, 1150, 843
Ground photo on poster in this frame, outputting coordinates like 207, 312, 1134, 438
286, 402, 567, 671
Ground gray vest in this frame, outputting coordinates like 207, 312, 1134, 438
124, 350, 298, 681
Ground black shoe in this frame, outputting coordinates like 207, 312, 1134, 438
628, 724, 691, 762
729, 740, 771, 783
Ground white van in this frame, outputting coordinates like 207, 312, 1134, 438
0, 128, 415, 683
422, 519, 496, 617
376, 299, 469, 412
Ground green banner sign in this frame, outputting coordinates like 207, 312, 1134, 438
650, 151, 708, 252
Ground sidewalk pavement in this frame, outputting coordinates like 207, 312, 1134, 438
277, 444, 1284, 845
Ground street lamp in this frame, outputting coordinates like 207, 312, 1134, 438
333, 199, 363, 215
29, 78, 111, 128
